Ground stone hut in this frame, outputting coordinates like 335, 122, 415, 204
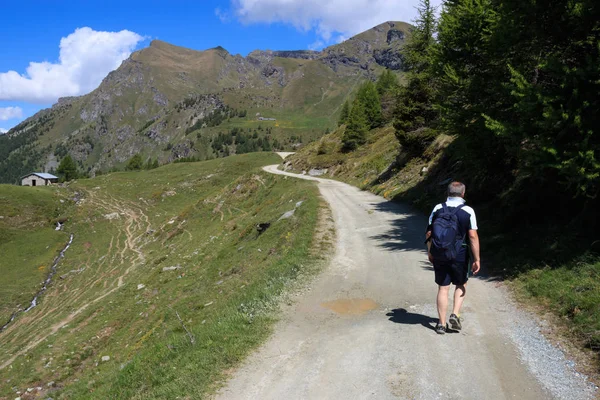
21, 172, 58, 186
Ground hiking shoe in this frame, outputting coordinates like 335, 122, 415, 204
435, 323, 447, 335
449, 314, 462, 331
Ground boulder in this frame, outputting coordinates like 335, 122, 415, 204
308, 168, 327, 176
278, 210, 295, 220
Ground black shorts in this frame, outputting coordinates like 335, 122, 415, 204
433, 260, 469, 286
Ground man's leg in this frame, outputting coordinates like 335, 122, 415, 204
452, 283, 466, 316
437, 285, 450, 325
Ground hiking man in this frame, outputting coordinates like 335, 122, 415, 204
425, 181, 480, 334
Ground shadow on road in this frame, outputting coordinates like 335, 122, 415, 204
370, 201, 503, 284
387, 308, 460, 334
386, 308, 437, 331
368, 201, 428, 253
420, 260, 434, 271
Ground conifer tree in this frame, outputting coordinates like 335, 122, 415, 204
57, 154, 78, 182
480, 0, 600, 197
393, 0, 439, 155
357, 81, 383, 129
342, 99, 369, 151
376, 70, 399, 123
405, 0, 437, 72
376, 69, 399, 96
435, 0, 496, 137
338, 100, 350, 126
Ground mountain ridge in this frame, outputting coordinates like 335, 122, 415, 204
0, 21, 411, 183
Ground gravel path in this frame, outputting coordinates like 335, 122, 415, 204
215, 165, 597, 400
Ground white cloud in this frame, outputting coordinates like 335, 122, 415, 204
229, 0, 443, 46
0, 128, 7, 134
215, 7, 231, 23
0, 27, 145, 104
0, 106, 23, 121
308, 39, 325, 51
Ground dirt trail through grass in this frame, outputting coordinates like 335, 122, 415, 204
0, 188, 151, 370
88, 192, 149, 267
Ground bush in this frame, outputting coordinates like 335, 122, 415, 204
317, 139, 329, 155
126, 154, 143, 171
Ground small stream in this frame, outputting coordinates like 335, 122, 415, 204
1, 233, 74, 332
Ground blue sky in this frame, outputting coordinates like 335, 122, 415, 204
0, 0, 441, 131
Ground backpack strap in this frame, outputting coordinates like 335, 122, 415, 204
450, 203, 465, 216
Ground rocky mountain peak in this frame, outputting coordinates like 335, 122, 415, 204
0, 21, 412, 182
149, 39, 175, 49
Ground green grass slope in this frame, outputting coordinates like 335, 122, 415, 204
286, 124, 438, 200
0, 185, 72, 326
0, 153, 330, 399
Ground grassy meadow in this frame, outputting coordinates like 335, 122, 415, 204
0, 185, 72, 326
0, 153, 329, 399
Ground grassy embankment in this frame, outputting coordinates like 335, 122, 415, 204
287, 125, 600, 368
0, 153, 330, 399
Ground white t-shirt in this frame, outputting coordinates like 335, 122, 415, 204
428, 197, 478, 230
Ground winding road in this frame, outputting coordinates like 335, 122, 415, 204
215, 164, 596, 400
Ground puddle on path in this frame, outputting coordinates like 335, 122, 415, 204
321, 298, 378, 315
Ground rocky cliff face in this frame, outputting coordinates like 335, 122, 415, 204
0, 21, 410, 182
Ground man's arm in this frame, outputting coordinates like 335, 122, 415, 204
426, 206, 439, 264
425, 230, 434, 263
468, 229, 480, 274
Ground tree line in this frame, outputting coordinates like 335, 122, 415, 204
338, 0, 599, 236
398, 0, 598, 202
0, 117, 53, 184
210, 127, 278, 156
338, 70, 400, 151
184, 106, 248, 135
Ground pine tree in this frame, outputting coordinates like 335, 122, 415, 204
393, 0, 440, 155
376, 70, 399, 123
481, 0, 600, 198
57, 155, 78, 182
342, 99, 369, 151
376, 69, 399, 96
435, 0, 497, 137
338, 100, 350, 126
357, 81, 383, 129
404, 0, 437, 72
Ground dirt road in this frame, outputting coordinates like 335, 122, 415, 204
216, 165, 596, 400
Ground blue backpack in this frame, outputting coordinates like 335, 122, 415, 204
430, 203, 465, 263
